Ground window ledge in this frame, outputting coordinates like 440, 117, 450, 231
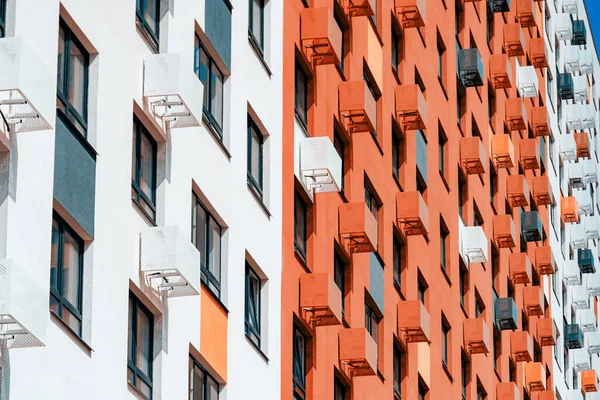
245, 334, 269, 364
294, 248, 311, 273
442, 362, 453, 382
127, 382, 150, 400
50, 311, 93, 356
248, 34, 272, 77
439, 171, 450, 192
440, 264, 452, 286
438, 76, 449, 101
131, 197, 157, 227
135, 18, 159, 54
394, 280, 405, 301
460, 303, 469, 319
202, 114, 231, 160
248, 182, 271, 218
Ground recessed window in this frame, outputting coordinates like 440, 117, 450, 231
247, 116, 264, 197
493, 328, 501, 370
295, 62, 308, 129
418, 279, 427, 305
393, 125, 404, 180
437, 33, 446, 86
132, 117, 157, 221
442, 318, 450, 367
57, 21, 89, 138
0, 0, 6, 38
392, 26, 403, 76
459, 261, 468, 307
486, 5, 494, 50
418, 382, 428, 400
477, 383, 487, 400
334, 251, 346, 318
488, 85, 496, 126
334, 377, 345, 400
294, 192, 307, 258
293, 326, 306, 400
334, 9, 346, 73
475, 294, 485, 318
363, 66, 380, 136
364, 301, 379, 353
457, 85, 466, 128
369, 0, 378, 28
461, 355, 470, 399
440, 218, 449, 271
439, 123, 448, 180
136, 0, 160, 50
248, 0, 265, 53
189, 357, 219, 400
393, 347, 403, 399
192, 194, 223, 298
245, 263, 261, 348
195, 36, 225, 136
50, 214, 84, 336
364, 183, 379, 224
393, 236, 405, 289
334, 130, 345, 192
127, 293, 154, 400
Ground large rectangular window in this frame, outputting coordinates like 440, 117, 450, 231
364, 301, 379, 349
0, 0, 6, 38
136, 0, 160, 50
293, 326, 306, 400
192, 194, 223, 298
393, 236, 404, 289
334, 377, 345, 400
334, 131, 345, 192
248, 0, 265, 53
393, 347, 403, 399
363, 69, 380, 136
195, 36, 224, 136
57, 21, 89, 138
247, 116, 264, 197
364, 184, 380, 231
50, 214, 84, 336
127, 294, 154, 400
132, 117, 157, 221
294, 192, 307, 258
442, 320, 450, 367
440, 220, 449, 271
189, 357, 219, 400
334, 252, 345, 317
245, 264, 261, 347
391, 26, 403, 76
295, 62, 308, 128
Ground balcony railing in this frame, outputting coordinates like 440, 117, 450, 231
458, 49, 484, 88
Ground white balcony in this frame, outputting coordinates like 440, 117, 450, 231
572, 285, 590, 309
564, 46, 580, 73
583, 159, 597, 184
556, 13, 573, 40
581, 104, 596, 130
516, 66, 538, 98
564, 260, 582, 285
574, 75, 588, 103
0, 259, 47, 348
574, 189, 593, 216
586, 273, 600, 296
563, 0, 579, 14
143, 53, 204, 129
566, 390, 584, 400
587, 331, 600, 354
573, 348, 591, 372
0, 37, 53, 135
299, 136, 342, 194
580, 49, 593, 74
566, 104, 582, 131
583, 215, 600, 240
140, 226, 201, 297
571, 223, 587, 249
577, 308, 597, 332
560, 133, 577, 161
461, 226, 488, 263
569, 162, 584, 188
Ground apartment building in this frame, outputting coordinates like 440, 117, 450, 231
0, 0, 283, 399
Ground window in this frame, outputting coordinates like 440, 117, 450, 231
393, 347, 403, 399
57, 21, 89, 138
488, 85, 496, 126
0, 0, 6, 38
334, 9, 346, 73
393, 236, 404, 289
392, 27, 403, 76
418, 279, 427, 305
295, 62, 308, 128
195, 36, 224, 135
334, 252, 346, 317
364, 184, 380, 246
442, 319, 449, 367
293, 326, 306, 400
477, 383, 486, 400
461, 355, 469, 399
50, 214, 84, 336
192, 194, 223, 298
334, 131, 345, 192
418, 383, 428, 400
247, 116, 264, 197
363, 68, 380, 136
334, 377, 345, 400
475, 295, 485, 318
248, 0, 265, 53
437, 33, 446, 87
457, 85, 466, 128
294, 192, 307, 258
131, 117, 157, 221
136, 0, 160, 49
458, 171, 467, 218
127, 294, 154, 400
459, 262, 468, 307
245, 264, 261, 347
440, 219, 449, 271
486, 5, 494, 50
364, 301, 379, 352
369, 0, 377, 28
490, 164, 498, 206
189, 357, 219, 400
392, 129, 402, 179
493, 328, 501, 370
439, 124, 448, 180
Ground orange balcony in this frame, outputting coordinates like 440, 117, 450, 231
395, 85, 427, 131
561, 196, 579, 223
536, 317, 557, 346
520, 138, 540, 170
339, 81, 377, 134
496, 382, 519, 400
493, 215, 517, 248
345, 0, 375, 17
509, 252, 532, 284
532, 176, 553, 206
506, 98, 527, 131
491, 134, 515, 168
396, 191, 428, 236
394, 0, 426, 29
581, 370, 598, 393
529, 38, 548, 69
537, 392, 555, 400
339, 202, 378, 254
460, 137, 486, 174
463, 318, 490, 354
516, 0, 536, 27
490, 54, 512, 89
575, 132, 590, 159
299, 273, 342, 327
535, 246, 557, 276
525, 362, 546, 392
397, 300, 430, 343
507, 175, 529, 208
300, 8, 342, 66
523, 286, 544, 316
511, 331, 533, 362
504, 23, 525, 57
531, 106, 550, 137
339, 328, 377, 377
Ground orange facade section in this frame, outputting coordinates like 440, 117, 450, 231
536, 318, 557, 346
339, 80, 377, 133
300, 273, 343, 327
199, 286, 228, 382
581, 370, 599, 393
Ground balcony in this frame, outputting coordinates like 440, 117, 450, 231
569, 163, 584, 188
504, 23, 525, 56
338, 202, 378, 254
574, 189, 592, 216
581, 104, 596, 130
493, 215, 517, 248
300, 273, 342, 327
517, 66, 538, 98
510, 331, 533, 362
580, 49, 593, 74
140, 226, 201, 297
461, 226, 488, 263
495, 297, 518, 330
339, 81, 377, 134
531, 106, 549, 137
0, 260, 47, 348
489, 0, 510, 13
489, 54, 513, 89
523, 286, 544, 316
516, 0, 535, 27
565, 45, 581, 73
338, 328, 377, 377
570, 223, 587, 250
564, 260, 582, 285
522, 211, 543, 242
463, 318, 490, 354
524, 362, 545, 392
574, 75, 588, 102
565, 390, 583, 400
491, 134, 514, 168
563, 0, 578, 13
396, 191, 428, 236
300, 136, 342, 194
397, 300, 430, 343
536, 318, 557, 346
581, 370, 598, 393
509, 252, 531, 284
505, 98, 526, 131
507, 175, 529, 208
458, 49, 484, 88
577, 308, 597, 332
578, 248, 595, 274
535, 246, 556, 276
566, 323, 584, 349
532, 176, 554, 206
587, 273, 600, 297
395, 85, 427, 131
460, 137, 486, 174
559, 132, 576, 161
300, 8, 342, 66
537, 392, 555, 400
345, 0, 375, 17
572, 284, 590, 309
561, 196, 579, 224
529, 38, 548, 69
496, 382, 519, 400
588, 331, 600, 354
556, 13, 573, 40
572, 20, 586, 46
394, 0, 427, 28
573, 348, 591, 371
520, 139, 540, 170
566, 104, 582, 131
558, 73, 574, 100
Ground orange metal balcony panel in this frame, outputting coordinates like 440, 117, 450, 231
339, 328, 377, 377
535, 246, 557, 276
581, 370, 598, 393
339, 81, 377, 134
463, 317, 490, 354
575, 132, 590, 159
300, 8, 342, 66
516, 0, 536, 27
490, 54, 513, 89
299, 273, 342, 327
395, 0, 426, 28
339, 202, 378, 253
507, 175, 529, 208
525, 362, 546, 392
531, 106, 550, 137
509, 252, 532, 284
511, 331, 534, 362
460, 137, 486, 174
496, 382, 519, 400
491, 134, 515, 168
561, 196, 579, 223
520, 138, 540, 170
523, 286, 544, 316
396, 191, 429, 236
200, 285, 228, 382
532, 176, 553, 206
395, 85, 427, 131
346, 0, 375, 17
504, 23, 525, 57
493, 214, 517, 249
529, 38, 548, 69
397, 300, 430, 343
536, 317, 557, 346
537, 392, 555, 400
506, 98, 527, 131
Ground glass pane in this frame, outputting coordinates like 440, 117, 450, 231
57, 27, 66, 94
62, 307, 81, 334
207, 376, 218, 400
208, 217, 221, 282
210, 65, 224, 128
144, 0, 159, 36
50, 219, 59, 289
195, 205, 207, 268
199, 48, 209, 108
250, 127, 262, 185
137, 379, 152, 399
68, 40, 87, 118
192, 364, 204, 400
295, 67, 307, 123
140, 132, 155, 202
251, 0, 263, 48
132, 123, 138, 183
128, 297, 134, 362
62, 230, 81, 308
136, 306, 152, 376
50, 294, 60, 315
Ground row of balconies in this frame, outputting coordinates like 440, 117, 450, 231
564, 45, 594, 75
461, 136, 542, 174
566, 105, 596, 132
558, 73, 590, 102
556, 12, 587, 46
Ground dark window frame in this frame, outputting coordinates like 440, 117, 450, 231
194, 36, 225, 137
293, 326, 306, 399
442, 319, 450, 367
393, 346, 403, 399
189, 356, 219, 400
245, 263, 261, 348
127, 293, 154, 400
294, 192, 307, 259
192, 193, 223, 299
364, 300, 379, 350
333, 130, 345, 192
393, 235, 405, 289
136, 0, 160, 51
295, 62, 309, 129
334, 251, 346, 318
248, 0, 265, 54
0, 0, 6, 38
334, 376, 346, 400
247, 115, 264, 197
132, 117, 157, 222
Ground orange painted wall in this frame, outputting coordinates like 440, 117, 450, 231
199, 285, 228, 383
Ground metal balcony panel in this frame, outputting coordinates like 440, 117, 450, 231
461, 226, 488, 263
556, 13, 573, 40
587, 331, 600, 354
586, 273, 600, 296
583, 215, 600, 240
573, 75, 588, 103
458, 48, 484, 88
572, 20, 586, 45
581, 104, 595, 130
565, 323, 584, 349
572, 284, 590, 309
574, 189, 592, 216
395, 0, 427, 29
582, 159, 597, 184
559, 73, 575, 100
578, 248, 595, 273
563, 0, 578, 13
569, 162, 584, 189
521, 211, 543, 242
517, 66, 538, 98
570, 223, 587, 250
495, 297, 518, 330
573, 348, 591, 372
564, 45, 580, 73
580, 49, 593, 74
300, 136, 342, 194
300, 8, 342, 66
564, 260, 582, 285
566, 104, 582, 131
577, 308, 597, 332
488, 0, 510, 13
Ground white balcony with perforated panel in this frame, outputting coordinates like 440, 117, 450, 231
575, 189, 593, 215
564, 260, 582, 285
569, 162, 584, 188
588, 331, 600, 354
587, 274, 600, 296
570, 221, 587, 250
140, 226, 201, 297
516, 66, 538, 98
573, 348, 591, 371
566, 104, 582, 131
565, 46, 580, 73
299, 136, 342, 194
560, 133, 577, 161
460, 226, 488, 263
566, 390, 584, 400
556, 13, 573, 40
577, 308, 597, 332
143, 53, 204, 129
572, 285, 590, 309
581, 104, 596, 130
583, 159, 597, 184
584, 215, 599, 240
580, 49, 593, 74
574, 75, 588, 103
563, 0, 579, 13
0, 259, 47, 348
